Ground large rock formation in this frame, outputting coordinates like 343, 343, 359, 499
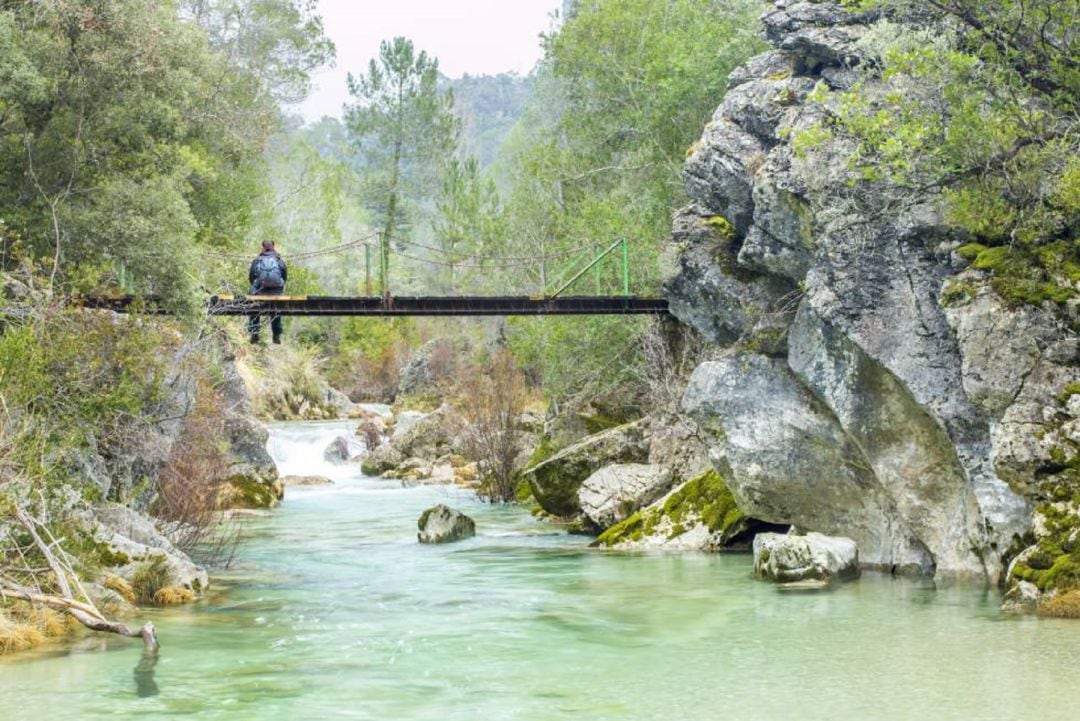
524, 419, 650, 517
215, 347, 283, 509
578, 464, 674, 530
666, 1, 1077, 584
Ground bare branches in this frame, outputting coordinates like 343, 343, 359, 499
461, 352, 529, 503
0, 584, 157, 650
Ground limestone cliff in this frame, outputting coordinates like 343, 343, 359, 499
668, 1, 1078, 587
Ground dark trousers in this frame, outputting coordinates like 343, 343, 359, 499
248, 287, 283, 341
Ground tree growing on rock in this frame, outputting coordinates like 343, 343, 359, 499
803, 1, 1079, 305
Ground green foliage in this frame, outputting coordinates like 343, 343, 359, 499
799, 4, 1079, 308
506, 316, 649, 403
0, 1, 331, 308
0, 306, 177, 482
130, 556, 173, 605
448, 73, 533, 169
473, 0, 763, 402
431, 157, 508, 294
799, 4, 1075, 262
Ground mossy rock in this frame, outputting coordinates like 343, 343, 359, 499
1038, 589, 1080, 619
217, 473, 284, 510
597, 469, 747, 548
524, 419, 649, 518
955, 241, 1077, 307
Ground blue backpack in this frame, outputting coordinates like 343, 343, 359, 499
254, 254, 284, 290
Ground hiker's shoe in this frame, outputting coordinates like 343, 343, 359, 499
272, 335, 282, 345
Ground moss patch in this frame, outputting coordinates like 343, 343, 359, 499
1038, 589, 1080, 619
955, 240, 1078, 307
703, 215, 736, 241
596, 469, 745, 547
940, 280, 977, 307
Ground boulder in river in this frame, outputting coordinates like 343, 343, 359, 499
323, 435, 354, 464
282, 475, 334, 487
753, 532, 859, 584
92, 503, 209, 593
524, 419, 650, 518
417, 505, 476, 544
578, 463, 674, 530
361, 443, 404, 476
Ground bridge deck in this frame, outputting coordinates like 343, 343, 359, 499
203, 295, 669, 317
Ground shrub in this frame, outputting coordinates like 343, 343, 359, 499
130, 557, 172, 605
461, 351, 528, 503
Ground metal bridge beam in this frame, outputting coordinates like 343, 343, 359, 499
206, 295, 669, 317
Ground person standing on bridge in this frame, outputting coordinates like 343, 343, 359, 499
248, 240, 288, 344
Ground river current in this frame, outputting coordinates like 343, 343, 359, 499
2, 420, 1078, 720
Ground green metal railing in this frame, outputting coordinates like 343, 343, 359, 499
546, 238, 630, 299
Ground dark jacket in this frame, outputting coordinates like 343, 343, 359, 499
248, 251, 287, 293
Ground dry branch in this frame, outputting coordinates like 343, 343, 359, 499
0, 584, 157, 650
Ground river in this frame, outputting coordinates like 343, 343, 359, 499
2, 420, 1078, 720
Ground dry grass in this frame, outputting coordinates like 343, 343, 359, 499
1039, 589, 1080, 619
152, 587, 196, 605
104, 575, 136, 605
241, 343, 338, 419
0, 604, 76, 655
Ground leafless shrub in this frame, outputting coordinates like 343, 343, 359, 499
153, 379, 239, 567
357, 420, 382, 451
460, 351, 528, 503
638, 317, 718, 415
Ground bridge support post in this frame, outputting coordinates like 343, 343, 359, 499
594, 244, 601, 294
621, 238, 629, 297
365, 244, 372, 296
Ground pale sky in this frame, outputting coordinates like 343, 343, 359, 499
296, 0, 561, 122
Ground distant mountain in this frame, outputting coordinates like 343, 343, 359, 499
445, 73, 534, 169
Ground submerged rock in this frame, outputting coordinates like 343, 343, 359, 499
282, 475, 334, 487
753, 532, 859, 584
524, 419, 649, 518
322, 436, 356, 464
417, 505, 476, 544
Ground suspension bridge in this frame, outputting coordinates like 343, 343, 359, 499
95, 233, 670, 317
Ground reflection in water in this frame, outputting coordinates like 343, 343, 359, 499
133, 648, 159, 698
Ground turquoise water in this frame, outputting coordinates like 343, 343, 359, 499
2, 421, 1078, 720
